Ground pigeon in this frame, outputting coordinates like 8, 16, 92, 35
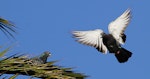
72, 9, 132, 63
30, 51, 51, 65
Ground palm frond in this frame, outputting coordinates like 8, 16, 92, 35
0, 53, 87, 79
0, 47, 10, 57
0, 17, 16, 38
9, 74, 19, 79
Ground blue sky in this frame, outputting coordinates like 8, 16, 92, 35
0, 0, 149, 79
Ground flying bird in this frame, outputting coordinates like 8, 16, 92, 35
72, 9, 132, 63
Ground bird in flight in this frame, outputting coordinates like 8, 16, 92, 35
72, 9, 132, 63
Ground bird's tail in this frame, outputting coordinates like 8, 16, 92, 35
115, 48, 132, 63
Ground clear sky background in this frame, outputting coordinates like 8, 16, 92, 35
0, 0, 149, 79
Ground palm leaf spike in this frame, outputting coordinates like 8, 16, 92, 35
0, 74, 18, 79
9, 74, 19, 79
0, 17, 16, 38
0, 47, 10, 57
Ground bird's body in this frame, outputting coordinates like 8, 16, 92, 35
30, 51, 51, 65
102, 34, 120, 53
72, 9, 132, 63
102, 34, 132, 63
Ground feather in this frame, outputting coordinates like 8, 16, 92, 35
72, 29, 108, 54
108, 9, 131, 44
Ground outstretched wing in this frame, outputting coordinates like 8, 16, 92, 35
108, 9, 131, 44
72, 29, 108, 54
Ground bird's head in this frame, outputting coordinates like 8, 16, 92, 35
43, 51, 51, 57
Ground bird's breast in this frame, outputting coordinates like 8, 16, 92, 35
102, 34, 120, 53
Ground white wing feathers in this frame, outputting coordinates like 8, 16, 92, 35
108, 9, 131, 44
72, 29, 108, 54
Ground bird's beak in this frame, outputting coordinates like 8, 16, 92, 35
49, 53, 51, 56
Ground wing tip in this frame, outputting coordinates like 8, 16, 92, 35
124, 8, 132, 16
126, 8, 131, 12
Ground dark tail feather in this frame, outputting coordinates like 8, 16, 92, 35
115, 48, 132, 63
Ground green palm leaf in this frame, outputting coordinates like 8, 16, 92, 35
9, 74, 19, 79
0, 52, 87, 79
0, 17, 16, 38
0, 47, 10, 57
